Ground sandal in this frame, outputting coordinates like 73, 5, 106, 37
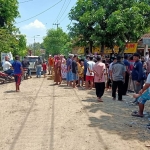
131, 112, 143, 117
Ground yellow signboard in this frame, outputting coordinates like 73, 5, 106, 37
124, 43, 137, 53
77, 47, 84, 54
92, 47, 100, 53
104, 43, 137, 54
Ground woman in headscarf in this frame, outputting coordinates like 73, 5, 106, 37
54, 56, 62, 85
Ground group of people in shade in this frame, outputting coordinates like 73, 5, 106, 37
48, 53, 150, 118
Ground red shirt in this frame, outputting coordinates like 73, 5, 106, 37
42, 63, 47, 71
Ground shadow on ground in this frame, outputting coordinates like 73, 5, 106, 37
81, 90, 150, 142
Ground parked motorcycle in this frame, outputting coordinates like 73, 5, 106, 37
0, 71, 14, 83
22, 68, 28, 80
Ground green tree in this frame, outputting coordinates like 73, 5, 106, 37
0, 0, 19, 28
43, 28, 72, 56
69, 0, 150, 54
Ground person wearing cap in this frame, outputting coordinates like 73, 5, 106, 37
93, 55, 106, 102
132, 53, 144, 103
122, 54, 130, 95
48, 55, 54, 75
12, 55, 24, 92
110, 55, 126, 101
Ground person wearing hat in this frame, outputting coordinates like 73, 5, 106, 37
132, 53, 145, 103
48, 55, 54, 75
110, 55, 126, 101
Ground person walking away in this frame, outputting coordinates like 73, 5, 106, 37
12, 55, 23, 92
42, 61, 47, 78
22, 56, 32, 78
110, 55, 126, 101
35, 59, 42, 78
72, 55, 78, 88
48, 55, 54, 75
85, 56, 95, 89
78, 61, 84, 87
66, 54, 73, 86
2, 56, 13, 76
132, 53, 144, 103
93, 56, 106, 102
122, 54, 130, 95
54, 56, 62, 85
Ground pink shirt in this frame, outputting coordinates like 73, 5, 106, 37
93, 62, 105, 83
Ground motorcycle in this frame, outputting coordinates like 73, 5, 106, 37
22, 68, 28, 80
0, 71, 14, 83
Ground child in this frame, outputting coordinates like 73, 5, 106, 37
12, 55, 23, 92
78, 61, 84, 87
42, 61, 47, 78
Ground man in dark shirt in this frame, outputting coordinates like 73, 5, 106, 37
122, 54, 130, 95
72, 55, 78, 88
22, 56, 32, 78
132, 53, 144, 103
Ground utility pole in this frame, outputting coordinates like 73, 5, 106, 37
53, 22, 60, 29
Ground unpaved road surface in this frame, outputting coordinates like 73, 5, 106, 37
0, 77, 150, 150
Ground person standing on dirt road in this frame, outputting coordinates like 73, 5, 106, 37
132, 53, 144, 104
12, 55, 24, 92
93, 55, 106, 102
72, 55, 78, 88
110, 55, 126, 101
48, 55, 54, 75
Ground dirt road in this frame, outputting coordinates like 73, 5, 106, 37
0, 77, 150, 150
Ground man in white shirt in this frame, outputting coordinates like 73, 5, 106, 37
85, 56, 95, 89
132, 73, 150, 117
2, 56, 13, 76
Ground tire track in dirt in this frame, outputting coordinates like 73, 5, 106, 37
73, 88, 109, 150
9, 79, 45, 150
40, 83, 55, 150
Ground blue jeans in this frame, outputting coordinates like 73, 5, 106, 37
36, 65, 42, 77
4, 69, 14, 76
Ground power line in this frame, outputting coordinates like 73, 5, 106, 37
19, 0, 33, 3
15, 0, 63, 24
60, 2, 76, 23
58, 0, 72, 22
53, 0, 67, 24
65, 20, 72, 33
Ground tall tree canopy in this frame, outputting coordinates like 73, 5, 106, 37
69, 0, 150, 53
43, 28, 72, 56
0, 0, 27, 56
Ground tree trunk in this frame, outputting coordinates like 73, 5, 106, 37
101, 42, 105, 54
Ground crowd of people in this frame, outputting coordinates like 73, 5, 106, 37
1, 52, 150, 118
47, 53, 150, 118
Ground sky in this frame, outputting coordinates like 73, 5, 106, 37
15, 0, 77, 45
